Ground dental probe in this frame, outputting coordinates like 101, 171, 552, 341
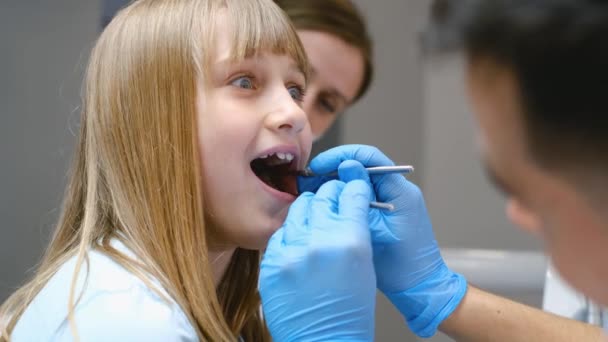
298, 165, 414, 211
298, 165, 414, 178
369, 201, 395, 211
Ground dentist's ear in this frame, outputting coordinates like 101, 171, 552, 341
506, 199, 542, 236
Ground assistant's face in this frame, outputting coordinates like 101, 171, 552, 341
297, 30, 365, 141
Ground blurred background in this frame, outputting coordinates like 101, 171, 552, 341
0, 1, 544, 341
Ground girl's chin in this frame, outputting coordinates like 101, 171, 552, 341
236, 223, 284, 251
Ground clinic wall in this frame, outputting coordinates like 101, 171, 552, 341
422, 55, 541, 252
346, 1, 427, 341
345, 0, 425, 187
0, 1, 100, 300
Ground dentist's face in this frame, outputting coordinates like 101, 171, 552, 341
297, 30, 365, 141
467, 58, 608, 305
197, 23, 312, 251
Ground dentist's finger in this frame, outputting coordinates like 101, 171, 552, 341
296, 174, 333, 194
282, 192, 314, 245
309, 145, 395, 175
337, 160, 373, 189
264, 226, 285, 257
338, 180, 372, 226
309, 180, 344, 228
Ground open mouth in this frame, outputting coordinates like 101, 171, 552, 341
251, 152, 299, 196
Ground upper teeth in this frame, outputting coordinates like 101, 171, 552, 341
260, 152, 295, 161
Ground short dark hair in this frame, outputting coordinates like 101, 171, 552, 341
427, 0, 608, 173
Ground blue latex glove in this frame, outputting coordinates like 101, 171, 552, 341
260, 178, 376, 342
299, 145, 467, 338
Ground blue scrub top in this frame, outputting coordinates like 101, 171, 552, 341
11, 240, 197, 341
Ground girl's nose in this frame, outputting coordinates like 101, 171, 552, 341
265, 90, 308, 136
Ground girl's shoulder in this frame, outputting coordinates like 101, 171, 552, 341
11, 240, 198, 341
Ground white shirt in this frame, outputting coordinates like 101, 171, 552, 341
543, 263, 608, 330
11, 240, 198, 341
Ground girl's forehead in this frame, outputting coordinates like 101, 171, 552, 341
197, 3, 309, 81
211, 44, 308, 79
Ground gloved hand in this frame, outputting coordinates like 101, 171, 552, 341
260, 177, 376, 342
299, 145, 467, 338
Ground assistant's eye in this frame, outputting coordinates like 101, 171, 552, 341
230, 75, 255, 90
319, 97, 337, 114
288, 85, 306, 102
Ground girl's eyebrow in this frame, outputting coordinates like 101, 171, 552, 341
287, 64, 306, 82
212, 57, 262, 81
214, 56, 306, 84
214, 57, 258, 68
288, 64, 303, 75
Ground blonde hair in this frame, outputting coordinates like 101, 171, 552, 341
0, 0, 308, 340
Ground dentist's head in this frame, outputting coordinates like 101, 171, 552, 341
430, 0, 608, 305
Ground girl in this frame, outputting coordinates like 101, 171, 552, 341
0, 0, 311, 340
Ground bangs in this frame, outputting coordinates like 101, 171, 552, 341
221, 0, 309, 81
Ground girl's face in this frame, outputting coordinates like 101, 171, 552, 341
297, 30, 365, 141
197, 28, 312, 251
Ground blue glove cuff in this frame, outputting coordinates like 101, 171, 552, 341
386, 266, 467, 338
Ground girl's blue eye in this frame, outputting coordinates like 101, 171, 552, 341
231, 76, 254, 89
288, 86, 305, 102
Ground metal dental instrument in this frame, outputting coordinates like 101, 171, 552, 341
298, 165, 414, 178
369, 201, 395, 211
298, 165, 414, 211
